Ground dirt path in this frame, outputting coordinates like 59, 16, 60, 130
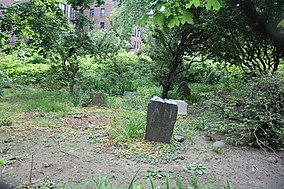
1, 107, 283, 188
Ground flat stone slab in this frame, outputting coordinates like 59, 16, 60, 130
171, 100, 188, 115
145, 96, 178, 143
174, 135, 185, 142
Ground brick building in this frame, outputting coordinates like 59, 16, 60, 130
1, 0, 142, 52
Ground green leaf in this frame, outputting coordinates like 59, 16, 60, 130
139, 14, 149, 25
190, 0, 200, 8
277, 18, 284, 28
185, 3, 192, 9
206, 0, 222, 10
168, 16, 179, 28
180, 11, 194, 25
153, 13, 164, 26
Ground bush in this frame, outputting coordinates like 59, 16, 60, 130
0, 54, 50, 86
178, 61, 223, 85
78, 52, 156, 95
207, 75, 284, 149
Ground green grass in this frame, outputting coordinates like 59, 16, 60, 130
0, 88, 74, 115
109, 110, 146, 143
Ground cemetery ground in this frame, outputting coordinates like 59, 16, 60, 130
0, 88, 283, 189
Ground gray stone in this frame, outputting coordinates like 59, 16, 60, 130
123, 91, 136, 97
172, 100, 188, 115
174, 135, 185, 142
90, 92, 106, 106
267, 156, 278, 164
177, 81, 191, 98
213, 141, 226, 148
145, 96, 178, 143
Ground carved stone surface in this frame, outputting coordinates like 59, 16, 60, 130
90, 92, 106, 106
145, 96, 178, 143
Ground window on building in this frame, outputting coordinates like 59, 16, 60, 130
90, 9, 94, 17
58, 3, 66, 15
70, 8, 75, 21
100, 22, 105, 29
100, 8, 105, 17
90, 25, 94, 31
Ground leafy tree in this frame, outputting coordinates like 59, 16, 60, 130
146, 18, 206, 98
228, 0, 284, 50
0, 0, 106, 94
203, 1, 284, 75
0, 0, 69, 54
144, 0, 222, 28
110, 0, 148, 41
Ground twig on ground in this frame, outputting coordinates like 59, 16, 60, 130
58, 143, 80, 159
253, 128, 280, 158
29, 154, 34, 184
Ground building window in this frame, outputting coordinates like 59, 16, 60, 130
100, 22, 105, 29
58, 3, 66, 15
100, 8, 105, 17
90, 25, 94, 31
70, 8, 75, 21
90, 9, 94, 17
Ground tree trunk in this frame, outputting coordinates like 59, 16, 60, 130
69, 78, 76, 94
161, 84, 171, 99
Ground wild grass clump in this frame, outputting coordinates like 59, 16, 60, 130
109, 112, 146, 143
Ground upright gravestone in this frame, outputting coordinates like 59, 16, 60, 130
90, 92, 106, 106
145, 96, 178, 143
177, 81, 191, 98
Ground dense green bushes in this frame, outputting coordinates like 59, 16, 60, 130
0, 54, 50, 86
205, 74, 284, 149
78, 52, 155, 95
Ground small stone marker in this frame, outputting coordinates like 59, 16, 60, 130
213, 141, 226, 148
90, 92, 106, 106
172, 100, 188, 115
145, 96, 178, 143
174, 135, 185, 142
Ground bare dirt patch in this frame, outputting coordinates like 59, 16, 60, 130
0, 107, 283, 189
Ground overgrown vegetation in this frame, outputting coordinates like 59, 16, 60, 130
0, 0, 283, 188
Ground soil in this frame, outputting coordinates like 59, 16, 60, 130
0, 107, 283, 189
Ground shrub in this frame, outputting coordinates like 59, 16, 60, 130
0, 54, 50, 86
179, 61, 223, 85
78, 52, 156, 95
208, 75, 284, 149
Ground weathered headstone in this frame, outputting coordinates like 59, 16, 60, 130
90, 92, 106, 106
145, 96, 178, 143
177, 81, 191, 98
172, 100, 188, 115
